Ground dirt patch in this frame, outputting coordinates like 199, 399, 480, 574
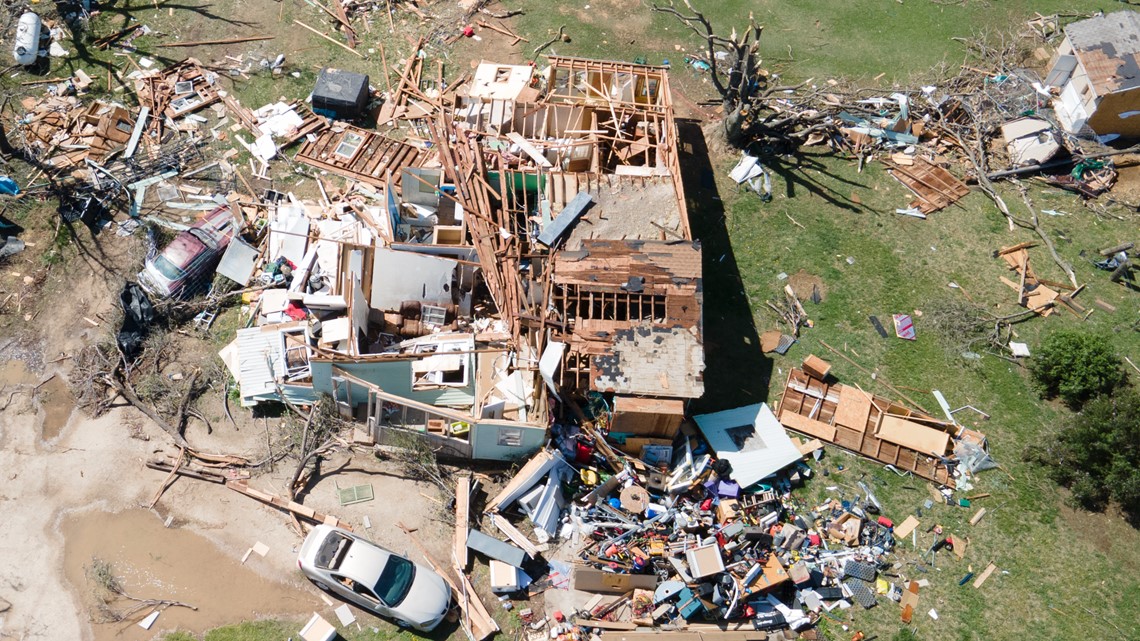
788, 269, 826, 302
62, 509, 322, 641
36, 374, 75, 441
1110, 155, 1140, 205
1057, 499, 1140, 574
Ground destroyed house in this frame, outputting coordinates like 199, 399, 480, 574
456, 58, 702, 443
226, 57, 701, 461
1046, 10, 1140, 136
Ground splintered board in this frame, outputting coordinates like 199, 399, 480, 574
888, 158, 970, 213
296, 124, 428, 189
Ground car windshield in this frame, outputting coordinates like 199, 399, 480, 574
375, 555, 416, 606
152, 255, 183, 281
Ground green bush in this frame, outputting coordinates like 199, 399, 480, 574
1029, 331, 1125, 407
1044, 389, 1140, 525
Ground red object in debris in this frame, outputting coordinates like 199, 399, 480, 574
575, 441, 593, 463
284, 302, 307, 321
700, 498, 713, 511
878, 516, 893, 528
808, 534, 822, 546
462, 25, 475, 37
553, 610, 564, 622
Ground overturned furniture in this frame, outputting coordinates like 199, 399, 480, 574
776, 363, 984, 487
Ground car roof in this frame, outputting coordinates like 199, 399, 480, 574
161, 233, 207, 268
337, 534, 395, 587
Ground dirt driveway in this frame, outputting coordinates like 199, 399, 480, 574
0, 229, 454, 640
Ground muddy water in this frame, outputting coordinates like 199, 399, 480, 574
62, 509, 321, 640
0, 360, 36, 386
36, 374, 74, 440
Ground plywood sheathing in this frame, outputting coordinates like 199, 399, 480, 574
887, 158, 970, 213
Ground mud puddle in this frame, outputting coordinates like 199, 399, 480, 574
36, 374, 74, 440
62, 509, 320, 640
0, 360, 36, 386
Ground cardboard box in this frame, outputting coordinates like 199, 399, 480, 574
574, 568, 658, 594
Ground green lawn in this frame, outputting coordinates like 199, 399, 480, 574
504, 0, 1118, 81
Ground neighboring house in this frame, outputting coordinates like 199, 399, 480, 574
1045, 11, 1140, 136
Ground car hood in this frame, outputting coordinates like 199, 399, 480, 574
394, 564, 451, 626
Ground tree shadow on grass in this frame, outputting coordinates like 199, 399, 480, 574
762, 146, 871, 213
677, 119, 772, 412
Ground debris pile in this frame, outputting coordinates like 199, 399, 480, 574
457, 355, 993, 637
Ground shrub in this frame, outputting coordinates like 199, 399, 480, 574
1045, 389, 1140, 525
1029, 331, 1124, 407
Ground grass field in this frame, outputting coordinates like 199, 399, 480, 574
8, 1, 1139, 640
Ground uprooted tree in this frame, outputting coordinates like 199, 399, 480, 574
652, 1, 811, 147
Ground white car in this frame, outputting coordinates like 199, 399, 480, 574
298, 525, 452, 631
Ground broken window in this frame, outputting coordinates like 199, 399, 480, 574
495, 67, 512, 83
421, 304, 448, 326
334, 131, 365, 159
282, 330, 311, 380
411, 349, 468, 389
497, 426, 523, 447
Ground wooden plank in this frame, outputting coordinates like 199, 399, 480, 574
795, 438, 824, 456
454, 475, 470, 571
876, 415, 951, 456
778, 408, 837, 441
506, 132, 554, 168
455, 569, 500, 640
894, 515, 920, 539
969, 507, 987, 526
577, 620, 638, 631
834, 384, 872, 432
226, 480, 352, 531
490, 513, 541, 557
973, 562, 997, 588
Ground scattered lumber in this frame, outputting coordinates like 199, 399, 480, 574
226, 479, 354, 531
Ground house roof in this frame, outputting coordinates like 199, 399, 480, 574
1065, 11, 1140, 94
592, 324, 704, 398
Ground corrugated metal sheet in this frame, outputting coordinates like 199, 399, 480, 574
236, 322, 304, 406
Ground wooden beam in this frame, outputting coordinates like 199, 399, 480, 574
293, 20, 364, 58
489, 513, 541, 557
155, 35, 275, 47
454, 475, 471, 571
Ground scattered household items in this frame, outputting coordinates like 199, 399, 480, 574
1094, 241, 1136, 283
297, 525, 452, 631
